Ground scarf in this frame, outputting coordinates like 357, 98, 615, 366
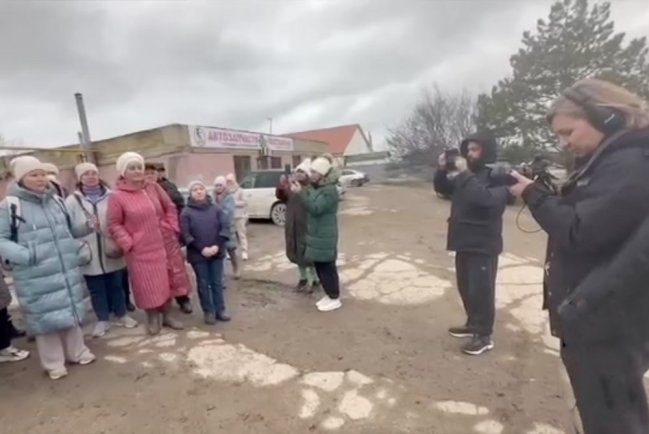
82, 184, 104, 205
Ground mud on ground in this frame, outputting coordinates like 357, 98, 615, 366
0, 184, 583, 434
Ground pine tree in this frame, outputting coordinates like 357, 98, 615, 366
477, 0, 649, 162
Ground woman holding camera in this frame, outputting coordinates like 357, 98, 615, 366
509, 78, 649, 434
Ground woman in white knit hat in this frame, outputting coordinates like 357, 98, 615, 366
107, 152, 190, 335
180, 179, 231, 324
290, 154, 342, 312
0, 156, 96, 379
214, 175, 240, 280
41, 162, 68, 198
66, 162, 138, 338
277, 158, 321, 293
225, 173, 249, 261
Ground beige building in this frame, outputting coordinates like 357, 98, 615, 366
0, 124, 328, 197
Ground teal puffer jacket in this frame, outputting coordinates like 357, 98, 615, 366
0, 182, 90, 335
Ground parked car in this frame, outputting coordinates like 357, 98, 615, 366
339, 169, 369, 187
180, 171, 345, 227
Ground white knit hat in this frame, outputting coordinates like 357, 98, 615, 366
75, 162, 99, 180
11, 156, 47, 181
295, 158, 311, 173
42, 162, 59, 176
116, 152, 145, 177
214, 175, 226, 186
187, 179, 206, 192
311, 157, 332, 176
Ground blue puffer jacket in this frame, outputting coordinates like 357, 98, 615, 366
0, 182, 91, 335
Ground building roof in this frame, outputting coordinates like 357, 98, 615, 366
283, 124, 367, 155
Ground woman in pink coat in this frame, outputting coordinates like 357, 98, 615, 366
107, 152, 190, 335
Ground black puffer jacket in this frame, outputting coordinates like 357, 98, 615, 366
437, 133, 509, 255
523, 128, 649, 343
158, 178, 185, 215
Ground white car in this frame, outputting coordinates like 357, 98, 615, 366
241, 170, 346, 226
339, 169, 369, 187
180, 171, 345, 227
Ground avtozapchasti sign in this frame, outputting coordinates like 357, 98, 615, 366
189, 125, 294, 152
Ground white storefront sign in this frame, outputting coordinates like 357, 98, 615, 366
188, 125, 294, 152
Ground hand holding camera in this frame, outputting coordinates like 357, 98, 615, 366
508, 170, 534, 197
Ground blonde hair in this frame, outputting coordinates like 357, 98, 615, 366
548, 78, 649, 129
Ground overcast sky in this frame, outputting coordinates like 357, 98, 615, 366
1, 0, 648, 149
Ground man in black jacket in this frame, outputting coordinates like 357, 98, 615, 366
154, 164, 186, 215
434, 132, 509, 355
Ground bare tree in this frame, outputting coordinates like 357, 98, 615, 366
387, 85, 477, 164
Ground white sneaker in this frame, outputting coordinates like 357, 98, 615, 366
48, 368, 68, 380
0, 346, 30, 363
77, 352, 96, 366
114, 315, 138, 329
242, 252, 249, 261
316, 296, 331, 308
92, 321, 110, 338
318, 298, 342, 312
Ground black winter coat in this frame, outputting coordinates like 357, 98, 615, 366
523, 128, 649, 343
158, 178, 185, 215
438, 133, 509, 255
284, 188, 310, 266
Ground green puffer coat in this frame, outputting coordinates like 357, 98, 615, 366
301, 160, 340, 263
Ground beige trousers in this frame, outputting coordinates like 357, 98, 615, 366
234, 218, 248, 255
35, 326, 93, 372
558, 358, 584, 434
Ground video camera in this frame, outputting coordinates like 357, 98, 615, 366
488, 157, 559, 193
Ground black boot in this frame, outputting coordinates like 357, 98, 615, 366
177, 297, 193, 314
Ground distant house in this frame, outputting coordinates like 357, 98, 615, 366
283, 124, 373, 161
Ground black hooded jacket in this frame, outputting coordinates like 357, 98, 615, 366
435, 132, 509, 255
522, 127, 649, 343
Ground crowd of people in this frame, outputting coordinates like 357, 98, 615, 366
2, 77, 646, 434
0, 149, 341, 381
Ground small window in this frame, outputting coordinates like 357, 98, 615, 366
270, 157, 282, 169
256, 171, 282, 188
240, 174, 255, 189
257, 157, 269, 170
292, 155, 301, 168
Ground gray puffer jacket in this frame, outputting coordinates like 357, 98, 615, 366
66, 187, 125, 276
0, 182, 91, 335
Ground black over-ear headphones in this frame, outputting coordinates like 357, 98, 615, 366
562, 87, 626, 135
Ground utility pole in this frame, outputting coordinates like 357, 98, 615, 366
267, 117, 273, 135
74, 93, 95, 163
74, 92, 96, 163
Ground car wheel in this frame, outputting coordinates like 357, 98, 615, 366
271, 202, 287, 226
352, 179, 362, 187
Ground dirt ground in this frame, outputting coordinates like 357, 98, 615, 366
0, 183, 576, 434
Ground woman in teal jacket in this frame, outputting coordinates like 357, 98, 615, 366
0, 156, 96, 380
290, 154, 341, 312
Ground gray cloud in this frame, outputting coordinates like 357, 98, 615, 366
0, 0, 647, 148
